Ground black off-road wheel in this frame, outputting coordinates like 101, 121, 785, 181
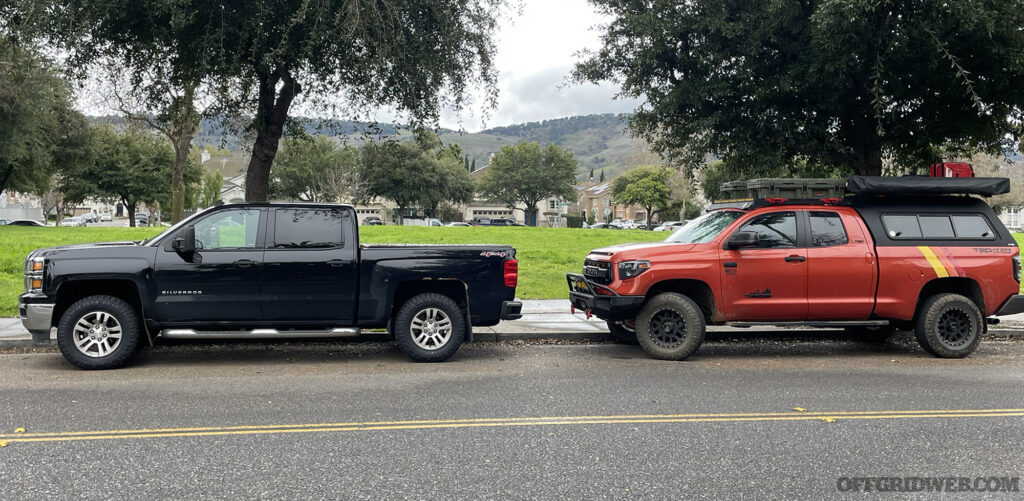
56, 295, 141, 370
394, 293, 466, 363
914, 293, 983, 358
845, 324, 897, 343
607, 320, 638, 345
635, 293, 706, 361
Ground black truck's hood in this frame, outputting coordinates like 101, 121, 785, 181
28, 241, 141, 259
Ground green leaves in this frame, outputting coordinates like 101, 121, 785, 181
577, 0, 1024, 176
477, 142, 580, 226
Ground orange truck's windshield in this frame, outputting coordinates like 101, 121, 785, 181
664, 210, 743, 244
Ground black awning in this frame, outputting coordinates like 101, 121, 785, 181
847, 176, 1010, 196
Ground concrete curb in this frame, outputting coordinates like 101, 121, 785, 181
4, 328, 1024, 351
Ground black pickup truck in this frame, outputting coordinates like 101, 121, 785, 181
19, 203, 522, 369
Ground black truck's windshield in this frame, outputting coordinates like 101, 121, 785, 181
664, 210, 743, 244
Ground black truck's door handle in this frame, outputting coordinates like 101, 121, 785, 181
233, 259, 257, 268
326, 259, 346, 268
784, 255, 806, 263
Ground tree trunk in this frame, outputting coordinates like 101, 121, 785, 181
646, 207, 654, 230
124, 198, 136, 227
245, 69, 301, 202
849, 142, 884, 176
170, 83, 200, 223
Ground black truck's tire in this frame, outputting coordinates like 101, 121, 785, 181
394, 293, 466, 363
913, 293, 983, 358
607, 320, 638, 344
635, 293, 705, 361
845, 324, 897, 343
56, 295, 140, 370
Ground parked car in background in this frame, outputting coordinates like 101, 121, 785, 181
80, 212, 98, 223
589, 223, 622, 230
136, 213, 150, 226
489, 218, 517, 226
471, 217, 491, 226
653, 221, 687, 232
362, 216, 383, 226
9, 219, 45, 227
100, 213, 112, 222
447, 222, 471, 227
0, 218, 10, 225
61, 216, 86, 227
402, 217, 443, 227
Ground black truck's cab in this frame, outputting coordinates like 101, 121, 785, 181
19, 203, 522, 369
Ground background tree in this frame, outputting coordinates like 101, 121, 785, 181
34, 110, 97, 224
575, 0, 1024, 176
83, 126, 174, 227
358, 134, 474, 222
198, 170, 223, 209
32, 0, 503, 202
358, 141, 437, 223
272, 136, 360, 203
612, 166, 673, 229
0, 41, 73, 196
478, 142, 579, 226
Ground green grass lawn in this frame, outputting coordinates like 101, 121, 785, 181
0, 225, 664, 317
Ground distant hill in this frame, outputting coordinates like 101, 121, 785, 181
89, 113, 647, 181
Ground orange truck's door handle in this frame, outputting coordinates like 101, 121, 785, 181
784, 255, 806, 263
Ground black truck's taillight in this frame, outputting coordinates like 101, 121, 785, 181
504, 259, 518, 288
1014, 254, 1021, 283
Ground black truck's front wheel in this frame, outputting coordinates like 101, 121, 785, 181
56, 295, 141, 370
394, 293, 466, 362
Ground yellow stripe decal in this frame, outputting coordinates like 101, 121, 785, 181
918, 246, 949, 278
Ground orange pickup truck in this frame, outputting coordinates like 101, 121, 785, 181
567, 176, 1023, 360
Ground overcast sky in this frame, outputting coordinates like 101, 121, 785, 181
77, 0, 640, 133
439, 0, 641, 132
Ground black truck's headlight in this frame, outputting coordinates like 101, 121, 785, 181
618, 260, 651, 280
25, 256, 44, 293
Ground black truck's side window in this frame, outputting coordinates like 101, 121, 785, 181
809, 211, 848, 247
194, 209, 261, 250
738, 212, 797, 249
273, 208, 344, 249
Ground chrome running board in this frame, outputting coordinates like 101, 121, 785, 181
160, 328, 361, 339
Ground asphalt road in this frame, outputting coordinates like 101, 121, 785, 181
1, 332, 1023, 499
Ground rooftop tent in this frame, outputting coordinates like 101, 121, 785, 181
847, 176, 1010, 197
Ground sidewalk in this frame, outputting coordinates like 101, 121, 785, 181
4, 299, 1024, 347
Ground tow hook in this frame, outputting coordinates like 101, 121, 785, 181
570, 304, 575, 314
586, 309, 592, 319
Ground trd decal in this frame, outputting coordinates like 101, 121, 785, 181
744, 288, 771, 298
973, 247, 1014, 254
480, 251, 507, 258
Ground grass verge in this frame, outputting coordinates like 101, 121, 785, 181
0, 225, 664, 317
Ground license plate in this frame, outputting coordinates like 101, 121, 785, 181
570, 277, 590, 293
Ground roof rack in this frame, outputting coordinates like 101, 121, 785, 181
710, 176, 1010, 210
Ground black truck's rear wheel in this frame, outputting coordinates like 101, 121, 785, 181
56, 295, 141, 370
635, 293, 705, 361
607, 320, 638, 344
394, 293, 466, 362
914, 293, 982, 358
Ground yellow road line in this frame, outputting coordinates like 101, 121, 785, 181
4, 408, 1022, 439
2, 409, 1022, 445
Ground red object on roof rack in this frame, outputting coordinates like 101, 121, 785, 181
929, 162, 975, 178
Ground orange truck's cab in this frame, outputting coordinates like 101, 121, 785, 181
567, 176, 1024, 360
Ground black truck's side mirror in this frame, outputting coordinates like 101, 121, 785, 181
725, 231, 759, 250
172, 226, 197, 260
